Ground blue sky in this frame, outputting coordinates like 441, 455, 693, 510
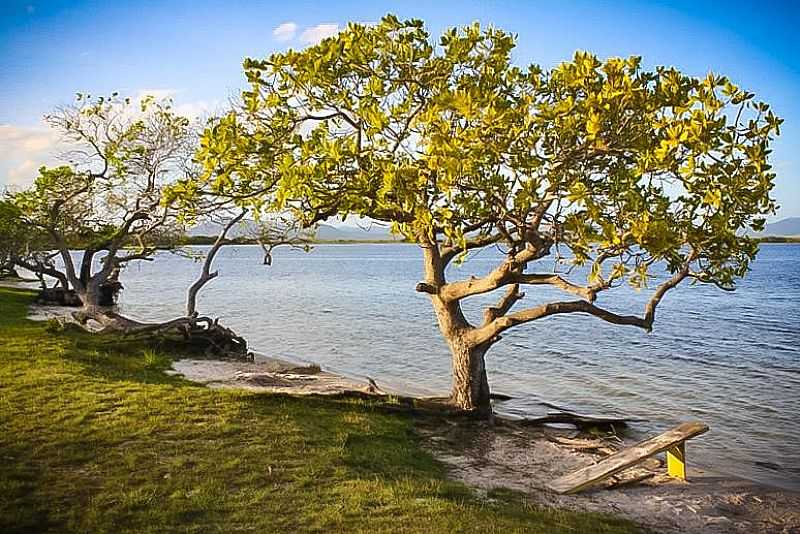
1, 0, 798, 218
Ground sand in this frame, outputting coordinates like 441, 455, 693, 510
167, 357, 377, 396
416, 418, 800, 534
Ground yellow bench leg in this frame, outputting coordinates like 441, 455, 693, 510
666, 441, 687, 480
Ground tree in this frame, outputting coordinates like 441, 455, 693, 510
200, 16, 781, 414
8, 94, 192, 319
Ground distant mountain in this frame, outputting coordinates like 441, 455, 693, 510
315, 224, 400, 241
758, 217, 800, 237
186, 219, 401, 242
187, 219, 261, 238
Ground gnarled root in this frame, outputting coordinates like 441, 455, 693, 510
73, 308, 249, 358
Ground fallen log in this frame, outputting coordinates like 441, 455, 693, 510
517, 411, 645, 430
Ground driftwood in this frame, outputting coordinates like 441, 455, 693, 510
547, 421, 709, 494
517, 411, 644, 430
546, 435, 618, 455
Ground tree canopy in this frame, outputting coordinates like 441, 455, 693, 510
194, 15, 782, 412
200, 14, 780, 311
7, 94, 194, 306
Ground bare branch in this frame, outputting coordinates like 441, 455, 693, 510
186, 209, 248, 316
470, 260, 694, 345
513, 273, 596, 302
482, 283, 524, 325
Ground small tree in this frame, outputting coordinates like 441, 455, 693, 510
9, 94, 192, 319
0, 200, 52, 282
202, 16, 781, 414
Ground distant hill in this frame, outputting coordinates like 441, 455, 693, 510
187, 219, 401, 242
758, 217, 800, 237
315, 223, 401, 241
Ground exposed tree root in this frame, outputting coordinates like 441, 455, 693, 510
514, 411, 644, 431
72, 308, 249, 358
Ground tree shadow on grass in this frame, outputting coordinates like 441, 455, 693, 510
237, 391, 461, 486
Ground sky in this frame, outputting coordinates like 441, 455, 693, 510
1, 0, 798, 219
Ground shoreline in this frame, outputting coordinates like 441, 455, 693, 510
12, 284, 800, 532
163, 353, 800, 533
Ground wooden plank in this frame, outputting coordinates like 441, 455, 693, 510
547, 421, 708, 494
666, 441, 686, 479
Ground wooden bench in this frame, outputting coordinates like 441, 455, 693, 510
547, 421, 709, 494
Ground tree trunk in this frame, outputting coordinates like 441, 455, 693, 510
447, 336, 492, 415
75, 284, 104, 318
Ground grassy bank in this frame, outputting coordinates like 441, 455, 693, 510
0, 287, 637, 533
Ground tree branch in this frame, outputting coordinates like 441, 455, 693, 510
186, 209, 247, 316
440, 232, 504, 267
513, 273, 597, 302
470, 261, 694, 345
482, 283, 524, 325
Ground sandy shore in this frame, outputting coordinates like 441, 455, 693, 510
163, 354, 800, 533
19, 295, 800, 533
167, 356, 379, 396
165, 357, 800, 534
418, 419, 800, 534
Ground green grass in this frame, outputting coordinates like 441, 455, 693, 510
0, 287, 639, 533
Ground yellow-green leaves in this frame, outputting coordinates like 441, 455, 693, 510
197, 15, 779, 294
585, 109, 601, 138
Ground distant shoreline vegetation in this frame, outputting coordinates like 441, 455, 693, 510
754, 236, 800, 243
180, 235, 798, 246
180, 235, 410, 246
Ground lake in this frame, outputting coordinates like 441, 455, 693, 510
107, 243, 799, 490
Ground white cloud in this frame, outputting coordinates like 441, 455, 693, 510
0, 124, 61, 189
272, 22, 298, 42
300, 23, 340, 45
0, 91, 222, 190
7, 159, 39, 187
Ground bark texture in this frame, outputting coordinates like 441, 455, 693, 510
448, 338, 491, 416
73, 307, 249, 357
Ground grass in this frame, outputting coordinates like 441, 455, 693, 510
0, 286, 639, 533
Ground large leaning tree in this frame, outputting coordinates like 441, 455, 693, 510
8, 94, 192, 322
200, 16, 781, 414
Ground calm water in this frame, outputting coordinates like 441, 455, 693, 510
109, 243, 799, 489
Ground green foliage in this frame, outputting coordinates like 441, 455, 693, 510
0, 198, 53, 276
0, 287, 637, 533
197, 14, 781, 293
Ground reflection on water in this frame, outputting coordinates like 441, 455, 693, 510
114, 243, 800, 490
